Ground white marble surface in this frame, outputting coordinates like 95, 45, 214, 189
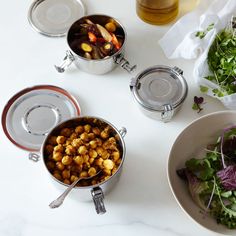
0, 0, 227, 235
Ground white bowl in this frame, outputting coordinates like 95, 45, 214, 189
167, 110, 236, 235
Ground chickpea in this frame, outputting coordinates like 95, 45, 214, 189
69, 132, 77, 140
103, 159, 114, 170
92, 127, 101, 136
103, 168, 111, 176
54, 144, 64, 153
112, 151, 120, 162
100, 130, 109, 139
79, 171, 88, 178
53, 172, 62, 181
84, 124, 91, 133
95, 158, 103, 167
65, 145, 76, 155
75, 125, 84, 134
88, 167, 97, 176
63, 179, 71, 185
116, 159, 122, 165
53, 152, 63, 161
78, 145, 87, 155
56, 136, 66, 144
71, 138, 83, 147
88, 133, 95, 140
96, 147, 104, 156
60, 128, 71, 137
89, 158, 95, 164
91, 180, 97, 185
112, 166, 118, 175
83, 155, 89, 163
74, 155, 84, 165
62, 169, 70, 179
80, 132, 89, 142
48, 136, 57, 145
45, 145, 54, 154
101, 150, 110, 160
89, 149, 98, 159
56, 161, 65, 171
46, 161, 55, 170
89, 140, 97, 149
71, 175, 79, 182
62, 155, 73, 165
95, 138, 102, 146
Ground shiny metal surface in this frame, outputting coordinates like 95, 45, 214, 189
28, 0, 86, 37
49, 170, 102, 209
55, 14, 136, 74
130, 65, 188, 122
42, 116, 126, 213
2, 85, 81, 151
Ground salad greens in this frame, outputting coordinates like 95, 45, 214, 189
195, 23, 215, 39
205, 28, 236, 97
177, 126, 236, 229
192, 96, 205, 113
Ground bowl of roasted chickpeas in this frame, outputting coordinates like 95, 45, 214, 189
42, 116, 126, 214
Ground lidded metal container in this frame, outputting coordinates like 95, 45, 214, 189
130, 65, 188, 122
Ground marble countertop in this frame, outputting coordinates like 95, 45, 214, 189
0, 0, 227, 235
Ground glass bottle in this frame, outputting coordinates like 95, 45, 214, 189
136, 0, 179, 25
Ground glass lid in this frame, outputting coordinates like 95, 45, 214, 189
28, 0, 86, 37
131, 65, 188, 111
2, 85, 81, 151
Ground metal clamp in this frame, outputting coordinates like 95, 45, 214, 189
173, 66, 183, 75
161, 104, 174, 122
91, 187, 106, 214
114, 54, 136, 73
29, 153, 40, 162
55, 50, 75, 73
119, 127, 127, 138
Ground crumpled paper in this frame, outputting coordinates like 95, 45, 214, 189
159, 0, 236, 109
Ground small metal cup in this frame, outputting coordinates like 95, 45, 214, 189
42, 116, 127, 214
55, 14, 136, 74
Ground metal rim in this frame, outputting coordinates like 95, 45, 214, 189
1, 85, 81, 151
132, 65, 188, 112
41, 116, 126, 189
27, 0, 86, 37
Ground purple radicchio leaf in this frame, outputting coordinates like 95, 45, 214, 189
217, 165, 236, 190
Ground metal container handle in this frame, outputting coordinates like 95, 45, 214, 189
161, 104, 174, 123
29, 152, 40, 162
119, 127, 127, 138
91, 187, 106, 214
55, 50, 75, 73
114, 54, 136, 73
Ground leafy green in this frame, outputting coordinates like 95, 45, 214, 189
177, 126, 236, 229
200, 85, 209, 93
205, 28, 236, 97
196, 23, 215, 39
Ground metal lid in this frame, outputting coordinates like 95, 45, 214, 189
28, 0, 86, 37
130, 65, 188, 112
2, 85, 81, 151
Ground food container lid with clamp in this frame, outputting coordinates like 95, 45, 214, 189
28, 0, 86, 37
1, 85, 81, 153
130, 65, 188, 122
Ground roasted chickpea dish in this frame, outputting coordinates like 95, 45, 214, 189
68, 15, 125, 60
44, 118, 123, 187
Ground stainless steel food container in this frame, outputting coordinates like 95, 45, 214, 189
41, 116, 127, 214
55, 14, 136, 74
130, 65, 188, 122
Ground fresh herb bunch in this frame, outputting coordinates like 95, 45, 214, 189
206, 28, 236, 97
177, 126, 236, 229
